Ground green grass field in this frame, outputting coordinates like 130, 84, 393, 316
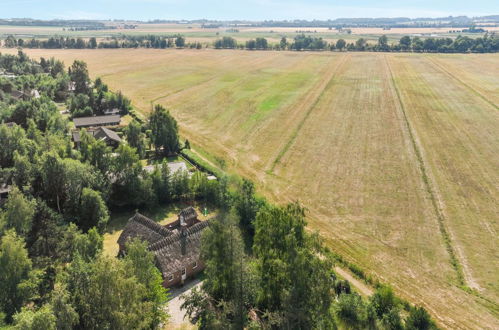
8, 48, 498, 329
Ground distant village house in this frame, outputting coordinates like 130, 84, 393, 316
73, 115, 121, 128
72, 127, 121, 149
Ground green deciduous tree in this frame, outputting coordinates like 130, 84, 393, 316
234, 179, 262, 239
405, 306, 436, 330
124, 239, 169, 326
79, 188, 109, 232
400, 36, 412, 51
253, 203, 334, 328
0, 231, 39, 321
64, 255, 163, 329
125, 119, 146, 158
149, 104, 180, 155
13, 304, 56, 330
69, 60, 89, 94
50, 283, 78, 330
59, 223, 103, 262
1, 186, 35, 236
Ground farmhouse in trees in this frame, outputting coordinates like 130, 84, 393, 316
73, 114, 121, 128
118, 207, 210, 287
72, 127, 122, 149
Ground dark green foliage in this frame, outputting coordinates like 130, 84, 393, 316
27, 200, 64, 264
214, 36, 238, 49
201, 213, 245, 301
1, 186, 36, 236
0, 231, 39, 322
175, 35, 186, 48
369, 286, 398, 319
124, 119, 146, 158
149, 104, 180, 155
12, 303, 56, 330
291, 34, 327, 50
50, 284, 78, 330
69, 60, 89, 94
405, 306, 436, 330
63, 255, 166, 329
124, 239, 170, 327
334, 293, 367, 328
253, 203, 334, 328
336, 38, 346, 50
78, 188, 109, 232
234, 179, 263, 238
0, 51, 174, 328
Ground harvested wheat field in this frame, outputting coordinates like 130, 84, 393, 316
10, 48, 498, 328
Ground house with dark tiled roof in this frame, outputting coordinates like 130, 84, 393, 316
118, 208, 210, 287
72, 127, 121, 149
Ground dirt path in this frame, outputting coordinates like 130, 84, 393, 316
334, 266, 374, 297
425, 56, 498, 111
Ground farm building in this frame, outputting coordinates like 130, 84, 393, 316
72, 127, 121, 149
118, 208, 210, 287
73, 115, 121, 128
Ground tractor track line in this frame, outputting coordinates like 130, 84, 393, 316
270, 53, 350, 172
384, 54, 467, 288
426, 56, 498, 111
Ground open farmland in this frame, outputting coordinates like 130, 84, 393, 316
1, 23, 494, 44
8, 48, 499, 328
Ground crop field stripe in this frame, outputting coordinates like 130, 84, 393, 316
384, 54, 466, 287
269, 53, 350, 172
425, 56, 499, 112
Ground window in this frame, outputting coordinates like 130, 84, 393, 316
182, 268, 186, 276
193, 261, 198, 269
168, 274, 174, 281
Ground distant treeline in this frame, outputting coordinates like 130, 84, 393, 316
146, 16, 499, 28
1, 35, 201, 50
0, 19, 107, 28
3, 33, 498, 53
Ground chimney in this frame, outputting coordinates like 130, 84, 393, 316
180, 222, 187, 256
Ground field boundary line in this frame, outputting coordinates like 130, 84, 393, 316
269, 54, 350, 173
426, 56, 498, 111
384, 55, 468, 288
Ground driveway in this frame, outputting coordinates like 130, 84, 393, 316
167, 278, 203, 327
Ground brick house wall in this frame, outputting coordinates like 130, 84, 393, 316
163, 260, 205, 288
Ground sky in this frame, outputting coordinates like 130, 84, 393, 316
0, 0, 497, 21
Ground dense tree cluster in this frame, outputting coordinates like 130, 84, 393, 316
214, 36, 238, 49
0, 51, 234, 328
183, 200, 437, 329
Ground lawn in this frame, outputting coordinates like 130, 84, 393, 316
10, 48, 498, 329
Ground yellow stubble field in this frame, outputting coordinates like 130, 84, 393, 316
6, 48, 498, 329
